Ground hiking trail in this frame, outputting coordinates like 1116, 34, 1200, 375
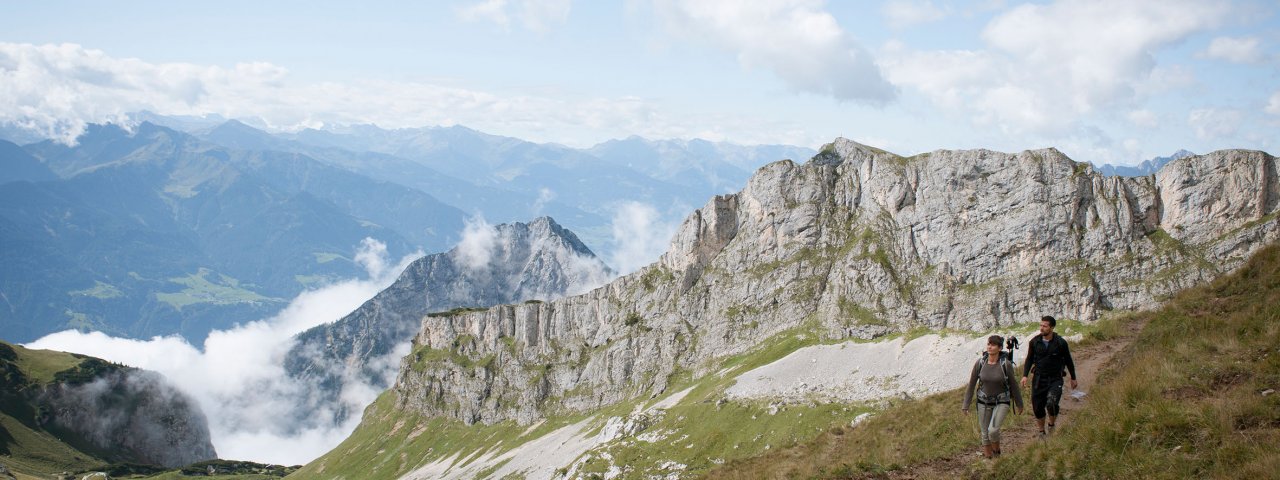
862, 317, 1148, 480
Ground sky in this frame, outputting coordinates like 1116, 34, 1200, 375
1, 0, 1278, 165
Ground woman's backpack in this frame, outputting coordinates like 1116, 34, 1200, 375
974, 352, 1014, 405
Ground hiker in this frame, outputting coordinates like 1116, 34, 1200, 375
1021, 315, 1078, 439
962, 335, 1024, 459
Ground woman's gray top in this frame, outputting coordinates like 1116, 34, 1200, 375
963, 354, 1025, 410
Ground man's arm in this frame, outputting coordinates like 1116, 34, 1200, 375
1061, 338, 1079, 390
1062, 338, 1077, 380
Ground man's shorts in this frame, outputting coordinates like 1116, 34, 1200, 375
1031, 377, 1064, 419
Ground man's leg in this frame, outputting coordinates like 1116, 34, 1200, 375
1045, 379, 1063, 435
1031, 379, 1049, 437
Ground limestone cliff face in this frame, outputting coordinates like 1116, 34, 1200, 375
284, 216, 610, 426
393, 141, 1279, 425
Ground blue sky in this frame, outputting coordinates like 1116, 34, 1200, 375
2, 0, 1278, 164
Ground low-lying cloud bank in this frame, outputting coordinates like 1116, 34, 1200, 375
28, 238, 420, 465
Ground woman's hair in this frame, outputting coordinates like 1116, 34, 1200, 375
988, 335, 1004, 346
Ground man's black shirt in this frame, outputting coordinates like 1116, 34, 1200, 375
1023, 333, 1077, 381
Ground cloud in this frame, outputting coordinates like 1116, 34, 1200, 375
649, 0, 896, 104
1200, 36, 1265, 64
457, 0, 512, 28
26, 238, 422, 465
454, 215, 502, 270
531, 187, 557, 214
605, 201, 679, 275
881, 0, 1228, 137
1268, 91, 1280, 116
0, 42, 817, 148
1128, 109, 1158, 128
1188, 108, 1244, 140
456, 0, 572, 33
882, 0, 948, 28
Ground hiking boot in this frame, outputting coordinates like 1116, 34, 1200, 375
1037, 430, 1046, 440
1047, 423, 1055, 436
982, 444, 993, 459
992, 442, 1001, 457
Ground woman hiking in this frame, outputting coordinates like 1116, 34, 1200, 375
962, 335, 1025, 458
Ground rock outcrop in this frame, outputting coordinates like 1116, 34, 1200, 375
283, 216, 610, 426
392, 141, 1279, 426
31, 357, 217, 468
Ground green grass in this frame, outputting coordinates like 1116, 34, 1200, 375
574, 398, 870, 478
987, 243, 1280, 479
837, 297, 885, 327
425, 306, 489, 318
155, 268, 279, 310
5, 342, 85, 385
0, 412, 107, 477
293, 274, 333, 288
68, 280, 124, 300
312, 252, 347, 264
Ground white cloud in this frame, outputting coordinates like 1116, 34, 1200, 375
650, 0, 896, 104
1267, 91, 1280, 116
455, 215, 501, 270
882, 0, 1227, 137
1188, 108, 1244, 140
0, 42, 818, 148
26, 239, 422, 465
458, 0, 512, 29
532, 187, 557, 214
1128, 109, 1158, 128
1201, 36, 1264, 64
606, 201, 679, 275
456, 0, 571, 33
882, 0, 947, 28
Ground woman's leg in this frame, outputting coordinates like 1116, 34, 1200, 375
977, 403, 994, 445
988, 403, 1010, 443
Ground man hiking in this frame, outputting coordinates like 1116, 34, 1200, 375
1020, 315, 1077, 438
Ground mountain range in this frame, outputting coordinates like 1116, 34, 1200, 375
1, 123, 466, 343
0, 118, 810, 344
296, 140, 1278, 479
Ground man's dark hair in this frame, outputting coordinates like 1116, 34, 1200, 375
988, 335, 1004, 346
1041, 315, 1056, 328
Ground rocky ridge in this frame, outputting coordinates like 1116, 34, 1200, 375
392, 140, 1279, 426
283, 216, 611, 426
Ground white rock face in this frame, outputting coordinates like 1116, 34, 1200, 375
393, 141, 1280, 427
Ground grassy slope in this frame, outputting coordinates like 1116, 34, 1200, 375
988, 243, 1280, 479
1, 342, 108, 476
293, 320, 882, 479
704, 243, 1280, 479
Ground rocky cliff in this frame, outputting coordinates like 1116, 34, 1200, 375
283, 216, 611, 426
392, 141, 1279, 426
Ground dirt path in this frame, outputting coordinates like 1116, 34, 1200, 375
868, 318, 1147, 480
